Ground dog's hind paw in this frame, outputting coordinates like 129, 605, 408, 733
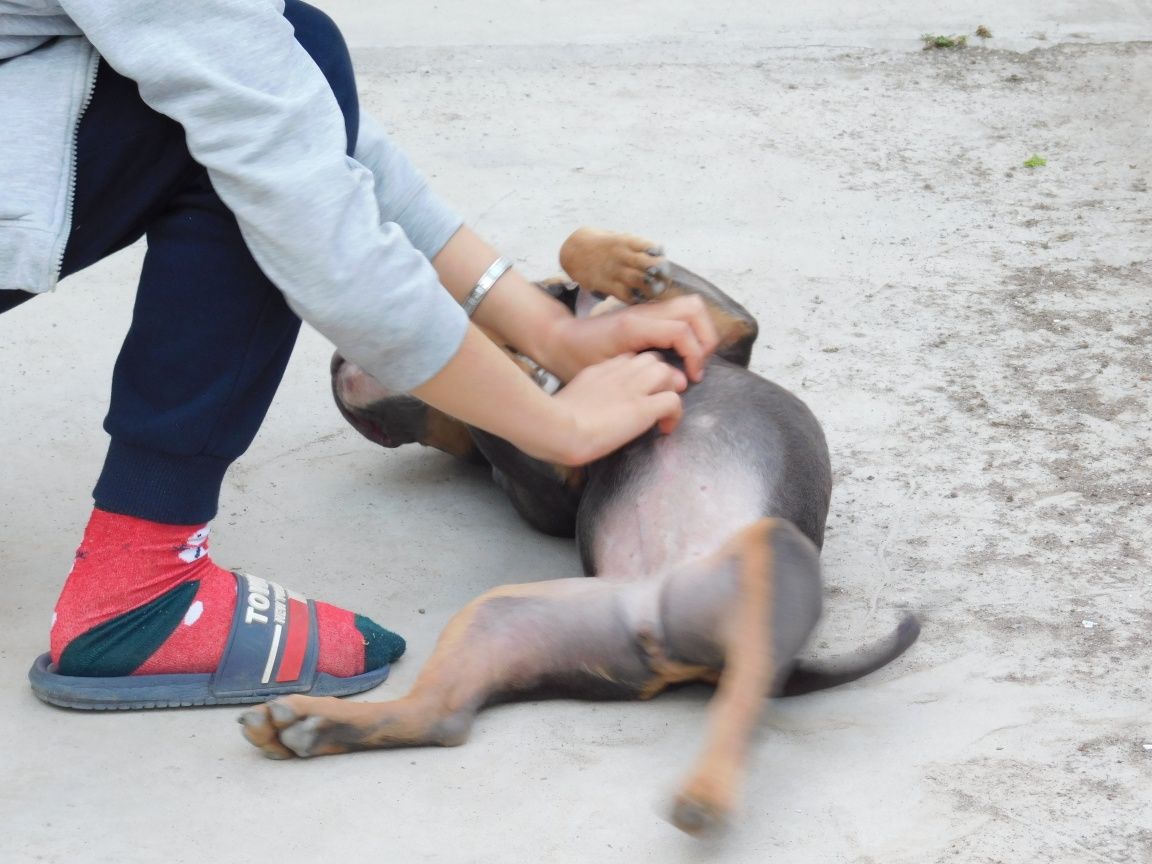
669, 792, 728, 836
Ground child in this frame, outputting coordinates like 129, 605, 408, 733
0, 0, 716, 709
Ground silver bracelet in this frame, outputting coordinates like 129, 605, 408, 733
517, 354, 563, 395
461, 256, 514, 317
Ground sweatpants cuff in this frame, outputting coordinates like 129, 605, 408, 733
93, 440, 231, 525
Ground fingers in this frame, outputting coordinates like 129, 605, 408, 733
551, 352, 687, 465
629, 350, 689, 394
651, 390, 684, 435
674, 295, 721, 361
634, 318, 707, 383
554, 291, 721, 383
579, 351, 686, 396
654, 296, 721, 378
616, 296, 719, 382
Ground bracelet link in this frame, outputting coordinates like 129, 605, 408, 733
461, 256, 514, 318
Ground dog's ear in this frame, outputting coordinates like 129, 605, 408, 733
642, 264, 760, 368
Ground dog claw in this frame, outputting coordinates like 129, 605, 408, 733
643, 272, 668, 296
239, 707, 263, 727
645, 246, 664, 257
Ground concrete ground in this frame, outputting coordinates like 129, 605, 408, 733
2, 2, 1149, 861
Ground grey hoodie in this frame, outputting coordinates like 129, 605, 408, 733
0, 0, 469, 393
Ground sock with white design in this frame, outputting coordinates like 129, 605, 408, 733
49, 508, 404, 678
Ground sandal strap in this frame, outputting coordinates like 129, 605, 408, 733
211, 572, 319, 698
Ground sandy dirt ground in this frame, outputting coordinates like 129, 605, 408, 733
1, 3, 1149, 862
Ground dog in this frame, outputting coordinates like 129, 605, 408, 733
240, 228, 920, 835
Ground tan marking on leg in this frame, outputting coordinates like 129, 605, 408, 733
421, 408, 478, 460
670, 518, 778, 835
635, 628, 721, 700
550, 463, 586, 490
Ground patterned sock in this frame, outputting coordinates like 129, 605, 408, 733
49, 509, 404, 678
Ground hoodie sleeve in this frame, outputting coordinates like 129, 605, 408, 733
58, 0, 469, 392
354, 111, 464, 263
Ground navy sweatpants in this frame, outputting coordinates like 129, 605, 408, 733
0, 1, 358, 525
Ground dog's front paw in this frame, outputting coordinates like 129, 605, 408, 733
559, 227, 669, 303
239, 696, 358, 759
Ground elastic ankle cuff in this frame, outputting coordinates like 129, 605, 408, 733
94, 440, 230, 524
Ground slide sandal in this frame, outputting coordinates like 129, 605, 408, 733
28, 572, 393, 710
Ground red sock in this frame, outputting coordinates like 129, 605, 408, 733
50, 509, 378, 678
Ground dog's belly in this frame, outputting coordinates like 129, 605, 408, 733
586, 414, 768, 582
578, 359, 830, 580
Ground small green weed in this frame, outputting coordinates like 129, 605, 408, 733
922, 33, 968, 50
1023, 154, 1047, 168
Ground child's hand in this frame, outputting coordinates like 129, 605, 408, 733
544, 295, 719, 384
546, 352, 687, 466
412, 327, 686, 468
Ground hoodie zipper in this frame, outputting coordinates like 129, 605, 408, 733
52, 46, 101, 282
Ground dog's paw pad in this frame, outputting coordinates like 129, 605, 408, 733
279, 714, 328, 757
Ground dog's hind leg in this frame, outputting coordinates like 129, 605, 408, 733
330, 352, 482, 462
240, 578, 657, 758
651, 518, 822, 835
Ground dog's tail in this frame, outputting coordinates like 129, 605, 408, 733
776, 614, 921, 697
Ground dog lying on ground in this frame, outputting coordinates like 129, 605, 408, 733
240, 228, 920, 834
